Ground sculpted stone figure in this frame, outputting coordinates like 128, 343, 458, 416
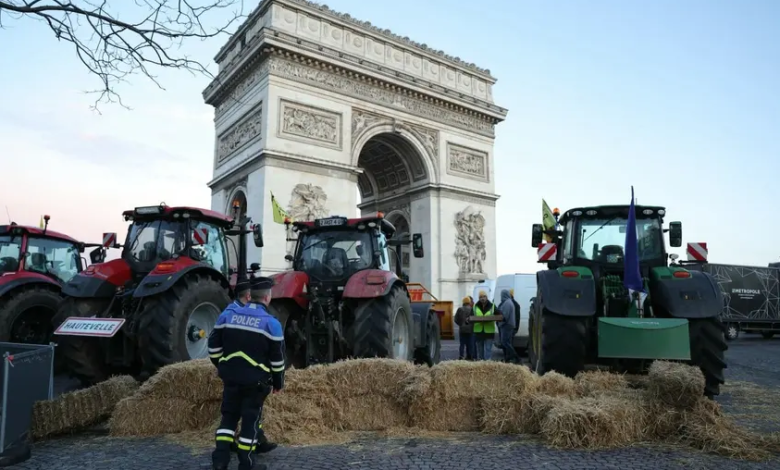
454, 206, 487, 274
288, 183, 328, 222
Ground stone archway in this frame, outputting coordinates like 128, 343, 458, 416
203, 0, 508, 300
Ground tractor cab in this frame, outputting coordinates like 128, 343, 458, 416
532, 205, 683, 277
0, 218, 84, 285
287, 213, 423, 288
105, 203, 262, 284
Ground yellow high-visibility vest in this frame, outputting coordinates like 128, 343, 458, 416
473, 304, 496, 334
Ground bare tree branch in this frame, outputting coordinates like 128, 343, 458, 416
0, 0, 246, 111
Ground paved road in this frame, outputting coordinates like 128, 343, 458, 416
14, 337, 780, 470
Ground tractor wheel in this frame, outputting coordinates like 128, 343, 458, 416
688, 317, 728, 399
268, 300, 307, 369
0, 287, 61, 344
51, 298, 111, 386
530, 291, 588, 377
138, 274, 230, 376
352, 285, 413, 361
414, 310, 441, 367
761, 332, 775, 339
0, 287, 63, 372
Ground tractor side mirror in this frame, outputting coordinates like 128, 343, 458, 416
191, 228, 209, 246
253, 224, 264, 248
284, 254, 294, 262
89, 247, 106, 265
249, 262, 261, 272
412, 233, 424, 258
531, 224, 543, 248
356, 244, 364, 256
669, 222, 682, 247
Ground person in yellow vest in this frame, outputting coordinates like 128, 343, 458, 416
473, 290, 496, 360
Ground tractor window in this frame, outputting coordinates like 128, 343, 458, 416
190, 221, 228, 275
577, 217, 664, 264
24, 237, 80, 283
376, 232, 391, 271
125, 219, 188, 263
0, 235, 22, 273
296, 229, 375, 281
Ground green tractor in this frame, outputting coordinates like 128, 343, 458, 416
528, 204, 728, 398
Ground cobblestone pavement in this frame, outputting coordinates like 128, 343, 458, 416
14, 337, 780, 470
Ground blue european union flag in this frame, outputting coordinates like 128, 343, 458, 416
623, 186, 644, 293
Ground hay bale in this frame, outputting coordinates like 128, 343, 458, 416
110, 397, 220, 436
675, 398, 771, 460
429, 361, 535, 400
137, 359, 222, 402
30, 375, 138, 439
540, 395, 644, 449
575, 370, 629, 397
647, 361, 704, 409
409, 397, 483, 432
257, 392, 337, 445
323, 359, 417, 397
326, 396, 409, 431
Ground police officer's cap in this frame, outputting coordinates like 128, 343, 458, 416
236, 279, 250, 293
250, 276, 274, 290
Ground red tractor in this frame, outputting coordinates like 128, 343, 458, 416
0, 216, 106, 348
52, 203, 263, 385
269, 213, 442, 368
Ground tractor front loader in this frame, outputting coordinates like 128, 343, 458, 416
52, 202, 264, 385
268, 213, 442, 368
528, 205, 728, 398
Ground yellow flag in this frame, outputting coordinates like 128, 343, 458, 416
542, 199, 556, 243
39, 215, 45, 229
271, 192, 291, 224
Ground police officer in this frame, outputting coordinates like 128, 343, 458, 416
233, 279, 250, 307
208, 276, 285, 470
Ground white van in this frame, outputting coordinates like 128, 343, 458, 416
492, 273, 537, 355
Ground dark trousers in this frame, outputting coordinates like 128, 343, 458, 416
459, 331, 475, 360
212, 382, 271, 470
500, 326, 520, 363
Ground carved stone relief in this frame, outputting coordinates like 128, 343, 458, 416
447, 143, 488, 181
454, 206, 486, 275
288, 183, 329, 222
278, 100, 343, 149
214, 61, 270, 118
269, 58, 494, 137
217, 103, 263, 163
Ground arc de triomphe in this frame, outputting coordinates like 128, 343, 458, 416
203, 0, 508, 303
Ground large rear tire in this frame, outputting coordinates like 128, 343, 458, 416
51, 298, 111, 386
138, 274, 230, 376
268, 300, 307, 369
352, 285, 413, 361
414, 311, 441, 366
530, 291, 588, 377
688, 317, 728, 398
0, 287, 63, 371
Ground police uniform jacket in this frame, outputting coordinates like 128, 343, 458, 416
207, 301, 285, 389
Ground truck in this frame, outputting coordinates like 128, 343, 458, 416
676, 260, 780, 341
529, 204, 728, 398
52, 202, 263, 385
0, 216, 106, 348
268, 213, 442, 368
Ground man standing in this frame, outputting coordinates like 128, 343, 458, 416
473, 291, 496, 361
498, 289, 520, 364
208, 277, 285, 470
509, 289, 521, 337
454, 296, 474, 360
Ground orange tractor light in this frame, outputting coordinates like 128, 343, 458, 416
552, 208, 560, 217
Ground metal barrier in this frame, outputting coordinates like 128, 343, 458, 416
0, 342, 55, 454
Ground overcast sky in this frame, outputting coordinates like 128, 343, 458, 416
1, 0, 778, 274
